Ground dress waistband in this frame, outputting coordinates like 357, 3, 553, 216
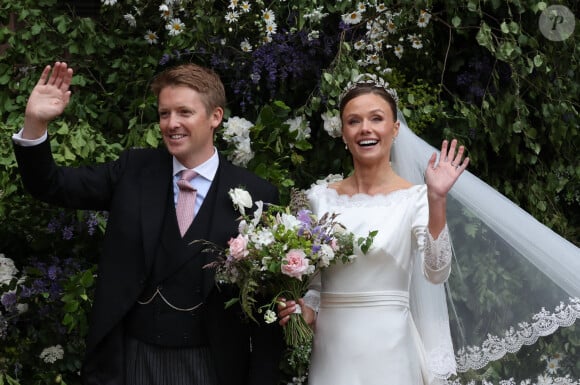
320, 290, 409, 308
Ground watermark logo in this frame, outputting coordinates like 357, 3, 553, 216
539, 5, 575, 41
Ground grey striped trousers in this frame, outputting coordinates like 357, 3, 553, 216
125, 336, 219, 385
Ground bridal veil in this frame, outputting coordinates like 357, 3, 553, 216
391, 113, 580, 379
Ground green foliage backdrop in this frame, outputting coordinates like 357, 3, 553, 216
0, 0, 578, 384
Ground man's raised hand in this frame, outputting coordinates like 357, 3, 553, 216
23, 62, 73, 139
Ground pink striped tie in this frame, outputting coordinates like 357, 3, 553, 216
176, 169, 198, 237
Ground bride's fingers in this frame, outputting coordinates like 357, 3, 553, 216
458, 156, 470, 171
452, 145, 465, 167
427, 152, 437, 169
446, 139, 458, 163
440, 140, 449, 161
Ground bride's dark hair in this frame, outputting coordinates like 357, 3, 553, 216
339, 84, 398, 123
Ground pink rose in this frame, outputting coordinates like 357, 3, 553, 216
281, 249, 310, 280
330, 238, 339, 251
228, 234, 249, 260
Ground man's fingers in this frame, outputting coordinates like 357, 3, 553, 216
36, 65, 52, 86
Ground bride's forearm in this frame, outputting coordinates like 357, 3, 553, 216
427, 191, 447, 239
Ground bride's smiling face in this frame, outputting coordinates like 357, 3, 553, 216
341, 92, 400, 165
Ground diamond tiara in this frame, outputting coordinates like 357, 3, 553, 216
339, 73, 399, 104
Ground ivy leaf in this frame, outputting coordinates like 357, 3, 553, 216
452, 16, 462, 27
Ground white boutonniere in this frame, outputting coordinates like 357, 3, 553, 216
229, 187, 253, 215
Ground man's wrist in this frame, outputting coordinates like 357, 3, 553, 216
12, 128, 48, 146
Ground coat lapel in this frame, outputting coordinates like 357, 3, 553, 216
140, 152, 173, 274
201, 156, 241, 298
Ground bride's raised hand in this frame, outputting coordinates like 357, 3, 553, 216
424, 139, 469, 199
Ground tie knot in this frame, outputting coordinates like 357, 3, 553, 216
177, 169, 197, 191
180, 169, 197, 181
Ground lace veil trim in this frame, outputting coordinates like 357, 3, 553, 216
455, 297, 580, 371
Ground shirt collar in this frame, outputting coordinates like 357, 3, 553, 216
172, 147, 219, 182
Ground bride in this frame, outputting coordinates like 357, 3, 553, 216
279, 73, 466, 384
278, 74, 580, 384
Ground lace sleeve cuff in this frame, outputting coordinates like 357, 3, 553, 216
303, 289, 320, 314
417, 224, 452, 283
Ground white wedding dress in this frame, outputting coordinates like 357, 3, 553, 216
305, 179, 454, 385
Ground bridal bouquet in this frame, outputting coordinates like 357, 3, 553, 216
212, 187, 377, 347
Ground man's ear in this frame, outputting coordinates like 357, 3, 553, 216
211, 107, 224, 130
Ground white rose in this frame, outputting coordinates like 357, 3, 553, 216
0, 255, 18, 285
229, 188, 253, 215
278, 213, 301, 230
